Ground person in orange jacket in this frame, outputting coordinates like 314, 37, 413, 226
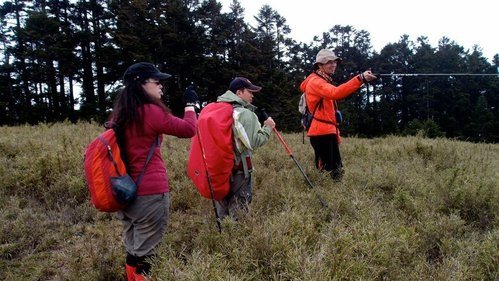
300, 49, 377, 181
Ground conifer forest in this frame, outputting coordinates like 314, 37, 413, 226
1, 0, 498, 142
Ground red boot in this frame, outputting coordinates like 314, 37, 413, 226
125, 264, 136, 281
134, 273, 150, 281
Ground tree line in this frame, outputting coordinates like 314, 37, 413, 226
1, 0, 498, 142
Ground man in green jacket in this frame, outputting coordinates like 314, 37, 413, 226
215, 77, 276, 220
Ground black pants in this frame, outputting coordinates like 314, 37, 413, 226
310, 134, 343, 180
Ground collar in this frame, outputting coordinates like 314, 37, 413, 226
314, 70, 333, 83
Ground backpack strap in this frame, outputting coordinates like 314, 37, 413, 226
309, 71, 340, 126
309, 97, 322, 118
231, 103, 253, 179
311, 103, 336, 126
97, 135, 124, 177
135, 136, 159, 187
307, 97, 336, 127
105, 121, 159, 187
240, 150, 252, 179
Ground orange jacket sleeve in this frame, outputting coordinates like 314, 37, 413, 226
301, 73, 363, 138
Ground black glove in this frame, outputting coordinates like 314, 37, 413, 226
256, 107, 269, 123
183, 85, 199, 107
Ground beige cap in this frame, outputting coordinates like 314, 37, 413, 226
315, 49, 342, 64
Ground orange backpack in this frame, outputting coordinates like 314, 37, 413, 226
187, 102, 234, 201
84, 124, 157, 212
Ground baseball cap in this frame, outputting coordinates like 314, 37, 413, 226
123, 62, 171, 84
315, 49, 342, 64
229, 77, 262, 93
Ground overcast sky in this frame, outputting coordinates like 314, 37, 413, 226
219, 0, 498, 63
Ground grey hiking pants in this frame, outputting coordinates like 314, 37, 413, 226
215, 171, 253, 220
117, 193, 169, 257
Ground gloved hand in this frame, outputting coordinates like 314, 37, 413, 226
256, 107, 268, 123
258, 108, 276, 129
183, 85, 199, 107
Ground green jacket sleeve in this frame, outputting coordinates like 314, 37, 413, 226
236, 108, 272, 150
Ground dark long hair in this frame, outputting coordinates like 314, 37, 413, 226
110, 80, 170, 135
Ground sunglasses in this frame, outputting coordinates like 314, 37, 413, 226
144, 81, 162, 86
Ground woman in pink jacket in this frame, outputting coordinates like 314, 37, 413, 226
110, 62, 197, 280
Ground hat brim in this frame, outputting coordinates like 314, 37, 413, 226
151, 72, 172, 80
315, 57, 342, 65
247, 85, 262, 92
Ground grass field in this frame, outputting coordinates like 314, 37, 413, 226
0, 122, 498, 280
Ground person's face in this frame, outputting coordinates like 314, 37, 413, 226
142, 79, 163, 100
319, 60, 338, 75
237, 88, 255, 104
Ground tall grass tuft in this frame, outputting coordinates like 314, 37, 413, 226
1, 123, 497, 280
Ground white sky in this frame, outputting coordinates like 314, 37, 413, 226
219, 0, 498, 63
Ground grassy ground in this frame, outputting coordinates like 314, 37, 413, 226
0, 122, 497, 280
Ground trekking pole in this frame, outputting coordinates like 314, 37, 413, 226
376, 73, 498, 77
262, 111, 328, 208
195, 127, 222, 233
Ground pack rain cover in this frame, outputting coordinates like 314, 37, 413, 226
187, 102, 234, 200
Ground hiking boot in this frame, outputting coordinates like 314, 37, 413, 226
134, 273, 150, 281
125, 264, 136, 281
331, 168, 344, 182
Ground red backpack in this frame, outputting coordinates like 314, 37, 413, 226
84, 124, 157, 212
187, 102, 234, 201
84, 128, 130, 212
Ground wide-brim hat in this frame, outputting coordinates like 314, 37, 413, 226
315, 49, 342, 65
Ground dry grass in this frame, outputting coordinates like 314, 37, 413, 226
0, 122, 497, 280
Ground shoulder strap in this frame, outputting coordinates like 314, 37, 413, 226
307, 95, 329, 123
230, 104, 252, 179
240, 150, 252, 179
310, 97, 322, 115
107, 121, 159, 187
97, 135, 123, 177
231, 102, 243, 110
135, 136, 159, 187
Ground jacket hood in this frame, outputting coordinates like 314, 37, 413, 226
217, 90, 256, 111
300, 75, 313, 93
